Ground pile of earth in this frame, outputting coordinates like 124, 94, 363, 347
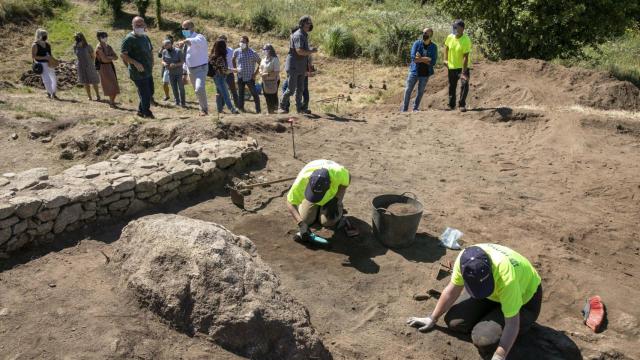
393, 59, 640, 112
20, 61, 77, 90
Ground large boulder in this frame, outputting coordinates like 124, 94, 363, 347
112, 214, 331, 360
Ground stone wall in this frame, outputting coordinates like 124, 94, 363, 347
0, 138, 262, 254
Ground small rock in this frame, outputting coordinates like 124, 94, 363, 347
10, 133, 18, 140
48, 283, 56, 288
40, 136, 52, 143
0, 308, 8, 316
60, 149, 74, 160
0, 177, 9, 187
2, 173, 15, 179
141, 138, 153, 148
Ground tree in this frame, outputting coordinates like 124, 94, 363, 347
101, 0, 123, 20
155, 0, 161, 28
434, 0, 640, 60
134, 0, 150, 18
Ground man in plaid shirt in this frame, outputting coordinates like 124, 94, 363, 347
232, 35, 261, 113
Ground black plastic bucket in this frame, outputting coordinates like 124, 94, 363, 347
371, 192, 423, 248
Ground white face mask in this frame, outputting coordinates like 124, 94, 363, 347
240, 43, 247, 50
100, 37, 108, 43
133, 27, 145, 35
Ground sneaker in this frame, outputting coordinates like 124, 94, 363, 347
301, 109, 312, 114
199, 111, 208, 116
412, 109, 420, 113
136, 111, 145, 118
231, 109, 240, 114
47, 93, 51, 99
459, 107, 467, 113
163, 96, 170, 101
277, 109, 289, 114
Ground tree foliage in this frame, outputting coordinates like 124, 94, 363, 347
433, 0, 640, 60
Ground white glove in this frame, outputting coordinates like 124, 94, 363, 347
491, 354, 505, 360
406, 316, 435, 332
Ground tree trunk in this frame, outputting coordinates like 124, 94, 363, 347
155, 0, 161, 28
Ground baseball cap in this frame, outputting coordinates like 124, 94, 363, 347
460, 246, 494, 299
453, 19, 465, 28
305, 168, 331, 203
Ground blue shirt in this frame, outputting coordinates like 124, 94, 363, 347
233, 47, 261, 81
409, 40, 437, 77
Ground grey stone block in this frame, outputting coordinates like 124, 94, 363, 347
112, 177, 136, 192
83, 202, 97, 211
136, 191, 155, 200
120, 190, 135, 198
181, 174, 202, 185
0, 227, 11, 245
99, 193, 120, 206
11, 197, 42, 219
6, 234, 31, 252
36, 207, 60, 222
0, 216, 19, 229
38, 189, 70, 209
54, 203, 84, 234
135, 178, 157, 193
12, 220, 29, 235
0, 202, 15, 220
158, 180, 180, 193
108, 199, 130, 212
150, 171, 173, 186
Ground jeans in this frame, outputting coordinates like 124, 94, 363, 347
214, 74, 236, 112
39, 62, 57, 95
216, 73, 239, 111
132, 77, 153, 115
169, 73, 185, 106
402, 73, 429, 111
448, 68, 470, 108
188, 64, 208, 113
237, 77, 261, 113
444, 285, 543, 356
281, 72, 306, 112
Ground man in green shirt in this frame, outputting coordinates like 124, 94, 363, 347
407, 244, 543, 360
443, 19, 472, 112
286, 159, 357, 242
120, 16, 155, 118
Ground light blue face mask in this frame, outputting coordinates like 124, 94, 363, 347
181, 29, 191, 38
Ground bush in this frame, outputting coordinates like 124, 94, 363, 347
134, 0, 150, 18
100, 0, 123, 20
249, 6, 276, 34
433, 0, 640, 60
365, 16, 420, 65
323, 25, 359, 58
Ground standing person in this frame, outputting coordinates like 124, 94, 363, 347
31, 28, 58, 99
286, 159, 358, 243
95, 31, 120, 108
259, 44, 280, 114
279, 16, 317, 114
444, 19, 472, 112
407, 244, 543, 360
209, 39, 239, 114
162, 39, 186, 107
175, 20, 209, 116
217, 35, 239, 110
120, 16, 155, 118
232, 36, 261, 114
74, 33, 101, 101
402, 28, 437, 112
159, 39, 172, 101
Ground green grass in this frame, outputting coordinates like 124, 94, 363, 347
0, 0, 66, 25
558, 27, 640, 87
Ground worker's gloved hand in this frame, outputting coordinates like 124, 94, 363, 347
406, 316, 435, 332
491, 354, 505, 360
298, 221, 309, 235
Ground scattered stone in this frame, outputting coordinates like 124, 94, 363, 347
113, 215, 330, 360
41, 136, 53, 143
0, 308, 8, 316
2, 173, 15, 179
170, 136, 182, 147
10, 133, 18, 140
38, 190, 70, 209
0, 177, 9, 187
141, 138, 153, 148
48, 283, 56, 288
181, 149, 199, 158
12, 168, 49, 190
60, 149, 74, 160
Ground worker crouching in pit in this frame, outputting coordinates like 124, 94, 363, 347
286, 159, 358, 244
407, 244, 542, 359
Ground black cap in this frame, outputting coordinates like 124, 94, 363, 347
305, 168, 330, 203
460, 246, 494, 299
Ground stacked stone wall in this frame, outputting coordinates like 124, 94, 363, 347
0, 138, 262, 254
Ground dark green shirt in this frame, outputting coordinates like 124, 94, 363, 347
120, 32, 153, 80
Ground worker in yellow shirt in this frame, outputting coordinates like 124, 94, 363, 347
286, 159, 357, 243
407, 244, 542, 360
443, 19, 472, 112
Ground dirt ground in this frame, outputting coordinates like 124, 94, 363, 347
2, 8, 640, 359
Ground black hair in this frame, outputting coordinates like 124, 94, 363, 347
96, 31, 108, 39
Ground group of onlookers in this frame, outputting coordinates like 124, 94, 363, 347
31, 15, 317, 119
31, 16, 473, 118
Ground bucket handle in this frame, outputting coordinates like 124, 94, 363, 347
401, 191, 418, 200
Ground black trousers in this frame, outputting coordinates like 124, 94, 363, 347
447, 68, 470, 108
444, 285, 543, 356
237, 78, 261, 113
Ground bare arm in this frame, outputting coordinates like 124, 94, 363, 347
430, 283, 464, 321
462, 53, 469, 72
295, 48, 316, 56
286, 201, 303, 224
443, 45, 449, 66
494, 314, 519, 358
121, 52, 144, 72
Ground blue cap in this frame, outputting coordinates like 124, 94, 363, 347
461, 246, 494, 299
305, 168, 331, 203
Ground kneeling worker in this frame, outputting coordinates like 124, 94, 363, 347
407, 244, 542, 359
286, 159, 357, 242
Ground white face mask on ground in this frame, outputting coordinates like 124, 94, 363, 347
134, 27, 145, 35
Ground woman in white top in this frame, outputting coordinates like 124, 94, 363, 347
31, 28, 59, 99
259, 44, 280, 114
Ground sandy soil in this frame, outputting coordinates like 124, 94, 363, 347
1, 6, 640, 358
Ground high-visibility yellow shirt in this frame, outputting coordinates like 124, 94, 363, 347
286, 159, 350, 206
445, 33, 472, 70
451, 243, 541, 317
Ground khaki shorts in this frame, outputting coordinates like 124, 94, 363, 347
299, 196, 343, 228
